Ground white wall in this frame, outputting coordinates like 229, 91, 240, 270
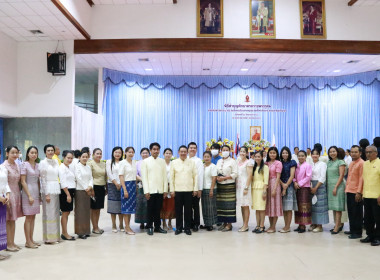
17, 40, 75, 117
0, 31, 18, 117
60, 0, 92, 36
90, 0, 380, 40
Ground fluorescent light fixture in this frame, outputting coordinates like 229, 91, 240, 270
241, 68, 249, 71
333, 69, 341, 73
145, 68, 153, 71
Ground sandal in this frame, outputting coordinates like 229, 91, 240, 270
92, 230, 102, 235
222, 226, 232, 232
33, 242, 41, 246
218, 224, 226, 231
25, 243, 38, 249
255, 227, 264, 234
6, 247, 19, 252
112, 228, 118, 233
266, 229, 276, 233
279, 229, 290, 233
252, 226, 260, 233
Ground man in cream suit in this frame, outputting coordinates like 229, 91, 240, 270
170, 146, 198, 235
141, 142, 168, 235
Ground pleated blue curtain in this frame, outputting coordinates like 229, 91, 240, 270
102, 69, 380, 160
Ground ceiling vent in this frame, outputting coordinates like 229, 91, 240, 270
138, 58, 149, 62
244, 58, 258, 63
29, 30, 44, 35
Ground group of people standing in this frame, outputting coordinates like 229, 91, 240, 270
0, 137, 379, 260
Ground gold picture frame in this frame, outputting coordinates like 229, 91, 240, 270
299, 0, 327, 39
197, 0, 224, 37
250, 126, 262, 141
250, 0, 276, 39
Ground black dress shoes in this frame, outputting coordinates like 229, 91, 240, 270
298, 228, 306, 233
344, 231, 351, 235
348, 234, 362, 239
147, 228, 154, 235
78, 235, 87, 239
360, 236, 373, 243
192, 225, 199, 232
199, 225, 206, 230
154, 227, 167, 234
294, 227, 300, 232
175, 229, 182, 235
206, 226, 213, 231
185, 229, 192, 235
371, 239, 380, 246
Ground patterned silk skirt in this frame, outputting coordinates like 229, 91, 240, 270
201, 189, 218, 226
107, 183, 121, 214
265, 178, 283, 217
42, 194, 60, 242
161, 196, 176, 219
295, 187, 312, 225
311, 180, 329, 225
75, 190, 91, 236
327, 181, 346, 211
282, 183, 298, 211
0, 203, 6, 251
6, 188, 23, 221
135, 187, 148, 223
216, 182, 236, 223
121, 181, 136, 215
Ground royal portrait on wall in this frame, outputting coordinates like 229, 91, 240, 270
250, 126, 262, 141
250, 0, 276, 38
300, 0, 326, 39
197, 0, 224, 37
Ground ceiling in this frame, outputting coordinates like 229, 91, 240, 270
92, 0, 174, 4
0, 0, 85, 41
75, 52, 380, 80
355, 0, 380, 6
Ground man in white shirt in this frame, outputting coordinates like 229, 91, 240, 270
141, 142, 168, 236
292, 147, 299, 164
188, 142, 204, 232
170, 146, 198, 235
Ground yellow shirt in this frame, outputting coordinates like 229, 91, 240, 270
88, 160, 107, 186
141, 156, 168, 194
52, 154, 61, 165
362, 158, 380, 199
170, 158, 198, 192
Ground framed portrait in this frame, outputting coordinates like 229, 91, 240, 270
197, 0, 224, 37
299, 0, 326, 39
250, 126, 262, 141
250, 0, 276, 38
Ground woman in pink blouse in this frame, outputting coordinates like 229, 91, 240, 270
4, 146, 22, 252
293, 150, 313, 233
265, 147, 283, 233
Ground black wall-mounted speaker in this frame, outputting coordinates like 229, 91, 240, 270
47, 52, 66, 76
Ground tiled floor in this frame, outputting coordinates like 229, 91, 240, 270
0, 207, 378, 280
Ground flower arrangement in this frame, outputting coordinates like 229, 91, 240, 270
243, 139, 271, 152
206, 138, 234, 149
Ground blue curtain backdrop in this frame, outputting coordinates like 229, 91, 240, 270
102, 68, 380, 159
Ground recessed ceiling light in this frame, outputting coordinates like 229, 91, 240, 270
241, 68, 249, 71
333, 69, 341, 73
145, 68, 153, 71
311, 60, 315, 63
